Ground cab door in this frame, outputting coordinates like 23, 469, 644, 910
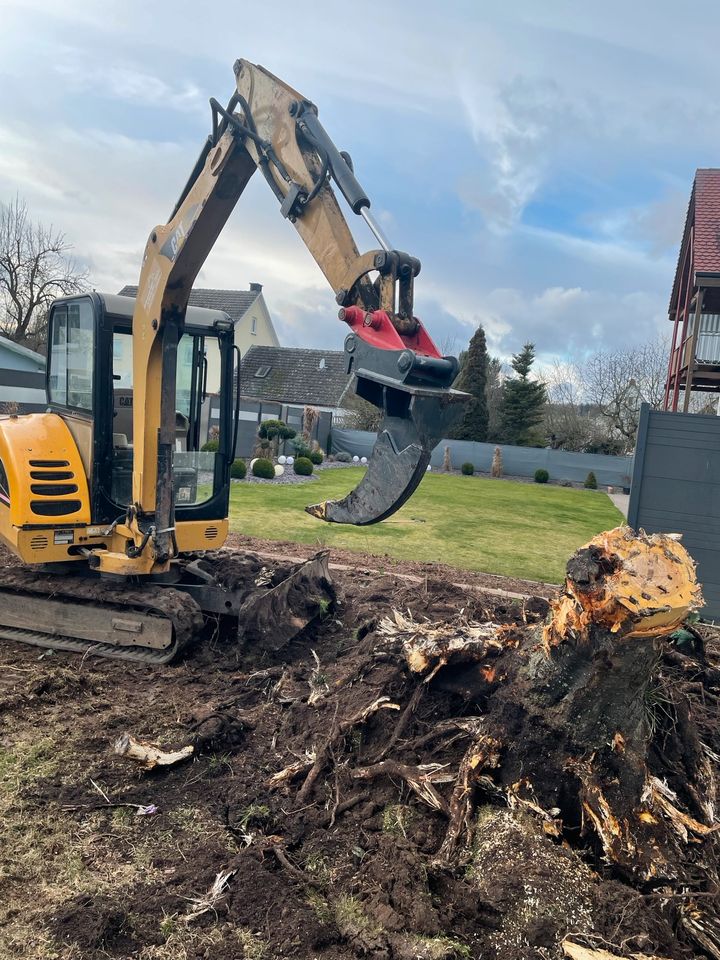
46, 296, 97, 484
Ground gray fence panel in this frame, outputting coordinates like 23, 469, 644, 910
235, 405, 260, 458
330, 429, 633, 488
317, 412, 332, 454
628, 404, 720, 621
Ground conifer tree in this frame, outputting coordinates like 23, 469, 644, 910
498, 343, 547, 446
450, 325, 489, 442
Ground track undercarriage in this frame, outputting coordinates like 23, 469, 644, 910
0, 550, 334, 664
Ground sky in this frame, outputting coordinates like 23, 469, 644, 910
0, 0, 716, 366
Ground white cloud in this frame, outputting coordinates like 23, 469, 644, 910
0, 0, 712, 357
53, 58, 204, 113
474, 284, 667, 363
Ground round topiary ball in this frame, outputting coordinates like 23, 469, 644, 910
293, 457, 313, 476
309, 450, 324, 465
534, 468, 549, 484
461, 462, 475, 475
252, 458, 276, 479
230, 459, 247, 479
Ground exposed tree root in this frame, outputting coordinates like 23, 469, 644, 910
296, 696, 400, 805
38, 527, 718, 959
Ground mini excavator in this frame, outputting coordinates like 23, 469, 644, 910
0, 60, 465, 662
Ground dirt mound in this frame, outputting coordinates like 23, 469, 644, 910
51, 894, 137, 954
0, 544, 717, 960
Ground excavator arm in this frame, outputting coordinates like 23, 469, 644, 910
122, 59, 464, 569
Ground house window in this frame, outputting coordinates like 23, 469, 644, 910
251, 316, 257, 335
319, 358, 326, 370
254, 365, 271, 379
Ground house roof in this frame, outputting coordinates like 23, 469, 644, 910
670, 169, 720, 315
240, 345, 350, 407
692, 169, 720, 276
118, 285, 262, 322
0, 333, 45, 368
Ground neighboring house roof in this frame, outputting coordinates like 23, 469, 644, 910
241, 345, 350, 407
118, 284, 262, 323
670, 169, 720, 315
0, 334, 45, 368
692, 169, 720, 276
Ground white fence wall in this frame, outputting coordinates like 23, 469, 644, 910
331, 429, 633, 489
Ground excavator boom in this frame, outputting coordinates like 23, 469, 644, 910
119, 59, 465, 573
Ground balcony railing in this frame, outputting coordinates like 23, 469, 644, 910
670, 315, 720, 375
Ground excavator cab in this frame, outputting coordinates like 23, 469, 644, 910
39, 291, 237, 551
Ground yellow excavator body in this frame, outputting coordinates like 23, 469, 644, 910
0, 58, 465, 662
0, 411, 227, 565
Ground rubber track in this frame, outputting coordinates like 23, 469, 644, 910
0, 568, 203, 664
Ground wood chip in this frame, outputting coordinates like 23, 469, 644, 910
114, 732, 194, 770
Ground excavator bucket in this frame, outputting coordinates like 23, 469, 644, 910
306, 391, 465, 525
306, 323, 467, 525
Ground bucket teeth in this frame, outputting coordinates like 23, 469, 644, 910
307, 429, 430, 526
307, 386, 466, 526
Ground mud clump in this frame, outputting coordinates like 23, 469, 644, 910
50, 895, 136, 954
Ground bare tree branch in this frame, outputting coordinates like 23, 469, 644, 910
582, 340, 669, 449
0, 196, 89, 351
539, 341, 670, 454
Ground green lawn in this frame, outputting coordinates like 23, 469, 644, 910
228, 468, 623, 584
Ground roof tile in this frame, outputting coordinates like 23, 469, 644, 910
693, 169, 720, 275
118, 285, 260, 321
670, 169, 720, 313
240, 345, 350, 407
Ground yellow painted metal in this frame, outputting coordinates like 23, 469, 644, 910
130, 61, 382, 546
91, 519, 227, 575
1, 504, 227, 567
544, 526, 703, 649
131, 132, 256, 516
175, 518, 228, 552
0, 413, 90, 530
234, 60, 367, 294
3, 60, 401, 579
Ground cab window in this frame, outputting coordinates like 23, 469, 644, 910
48, 301, 94, 410
109, 329, 223, 508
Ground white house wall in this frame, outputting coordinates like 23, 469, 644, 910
205, 294, 280, 390
234, 295, 280, 354
0, 341, 46, 410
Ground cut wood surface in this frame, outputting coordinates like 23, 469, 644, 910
113, 733, 194, 770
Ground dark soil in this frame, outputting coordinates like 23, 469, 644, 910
0, 543, 717, 960
227, 532, 558, 597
